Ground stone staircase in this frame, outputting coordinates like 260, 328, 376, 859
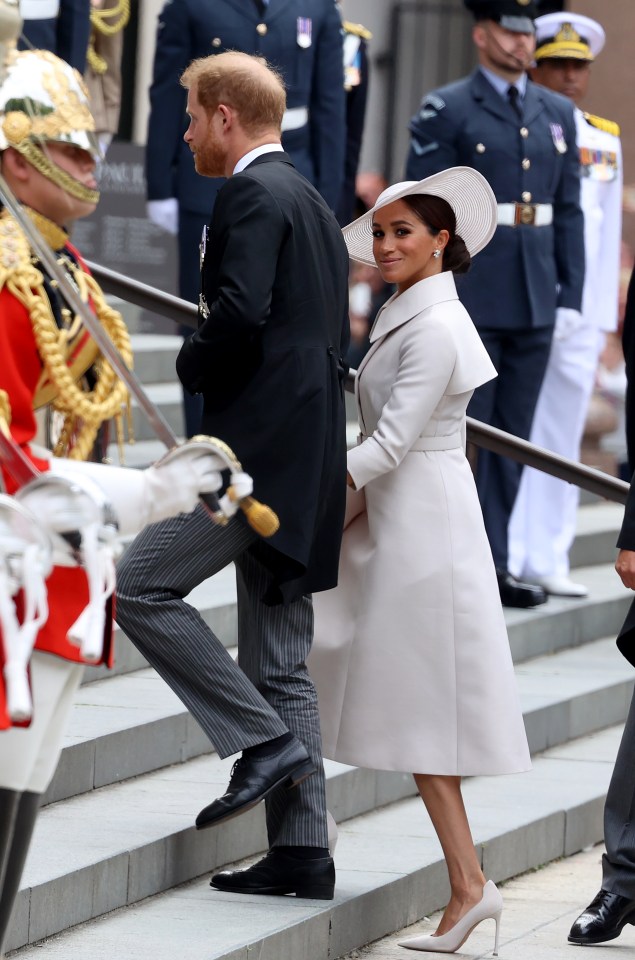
7, 330, 634, 959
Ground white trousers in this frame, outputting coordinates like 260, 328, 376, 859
0, 652, 83, 793
509, 323, 605, 579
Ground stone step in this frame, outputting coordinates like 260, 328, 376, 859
5, 634, 629, 951
50, 634, 634, 809
128, 382, 185, 442
129, 333, 182, 385
570, 501, 623, 569
86, 558, 633, 686
504, 562, 631, 663
10, 724, 623, 959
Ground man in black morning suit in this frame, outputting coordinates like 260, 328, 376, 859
405, 0, 585, 608
116, 51, 349, 900
567, 473, 635, 943
145, 0, 346, 435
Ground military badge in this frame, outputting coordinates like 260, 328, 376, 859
198, 292, 210, 319
296, 17, 312, 49
199, 224, 207, 270
549, 123, 567, 154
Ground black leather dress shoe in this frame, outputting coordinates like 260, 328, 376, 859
195, 737, 316, 830
211, 848, 335, 899
496, 570, 547, 608
568, 889, 635, 944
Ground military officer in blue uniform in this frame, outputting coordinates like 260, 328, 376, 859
145, 0, 346, 435
406, 0, 585, 608
19, 0, 91, 71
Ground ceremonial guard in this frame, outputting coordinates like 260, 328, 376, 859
145, 0, 346, 436
405, 0, 585, 608
509, 13, 622, 597
0, 31, 252, 953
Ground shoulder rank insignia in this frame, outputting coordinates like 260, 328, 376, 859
342, 21, 372, 41
583, 112, 620, 138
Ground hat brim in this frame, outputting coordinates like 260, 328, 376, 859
498, 14, 535, 33
534, 42, 594, 62
343, 166, 498, 268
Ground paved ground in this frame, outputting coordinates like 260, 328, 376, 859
341, 843, 635, 959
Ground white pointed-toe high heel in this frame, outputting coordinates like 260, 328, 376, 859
399, 880, 503, 955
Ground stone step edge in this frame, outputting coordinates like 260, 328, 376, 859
46, 634, 635, 806
88, 558, 633, 685
8, 727, 617, 959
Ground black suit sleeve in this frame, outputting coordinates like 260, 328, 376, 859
176, 175, 287, 394
617, 477, 635, 551
622, 262, 635, 474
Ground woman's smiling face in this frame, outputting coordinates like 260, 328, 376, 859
371, 199, 447, 293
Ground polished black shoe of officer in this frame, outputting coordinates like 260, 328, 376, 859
568, 889, 635, 944
496, 569, 548, 608
211, 847, 336, 899
195, 734, 316, 830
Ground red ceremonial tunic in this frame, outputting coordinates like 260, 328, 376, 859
0, 239, 114, 730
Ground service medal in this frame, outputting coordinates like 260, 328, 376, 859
550, 123, 567, 154
297, 17, 312, 48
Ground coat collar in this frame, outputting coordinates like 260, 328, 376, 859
242, 151, 295, 170
369, 272, 459, 344
469, 69, 547, 127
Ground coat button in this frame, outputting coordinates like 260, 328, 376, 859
212, 37, 221, 47
522, 158, 531, 170
522, 191, 532, 202
520, 127, 529, 138
257, 22, 267, 35
475, 143, 485, 153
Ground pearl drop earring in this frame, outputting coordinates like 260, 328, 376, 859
433, 249, 441, 259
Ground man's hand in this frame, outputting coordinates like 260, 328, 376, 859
147, 198, 179, 235
616, 549, 635, 589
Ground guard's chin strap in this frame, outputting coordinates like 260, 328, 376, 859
15, 141, 100, 205
0, 541, 50, 723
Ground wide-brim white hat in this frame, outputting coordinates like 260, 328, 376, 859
343, 166, 498, 267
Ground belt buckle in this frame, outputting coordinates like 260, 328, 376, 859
515, 203, 536, 226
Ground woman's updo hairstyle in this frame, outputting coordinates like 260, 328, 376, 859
402, 194, 471, 275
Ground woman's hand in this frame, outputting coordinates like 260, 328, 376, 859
616, 549, 635, 590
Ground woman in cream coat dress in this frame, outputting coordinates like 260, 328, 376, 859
309, 168, 530, 954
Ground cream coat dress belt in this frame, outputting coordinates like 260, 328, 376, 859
358, 432, 462, 451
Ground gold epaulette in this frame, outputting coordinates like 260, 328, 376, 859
342, 20, 372, 41
0, 213, 33, 293
583, 112, 621, 138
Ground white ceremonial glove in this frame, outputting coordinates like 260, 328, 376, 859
143, 443, 224, 526
218, 471, 254, 519
554, 307, 584, 342
146, 198, 179, 235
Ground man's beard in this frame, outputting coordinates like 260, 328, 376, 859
194, 137, 226, 177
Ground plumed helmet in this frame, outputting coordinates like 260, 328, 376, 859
0, 48, 100, 158
0, 46, 100, 202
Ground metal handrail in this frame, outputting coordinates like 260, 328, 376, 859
87, 260, 630, 506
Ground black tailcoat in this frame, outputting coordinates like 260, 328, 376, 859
176, 152, 350, 604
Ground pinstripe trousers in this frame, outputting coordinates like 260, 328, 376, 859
602, 684, 635, 898
115, 506, 328, 847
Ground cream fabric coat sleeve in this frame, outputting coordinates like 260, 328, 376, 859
347, 318, 456, 490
